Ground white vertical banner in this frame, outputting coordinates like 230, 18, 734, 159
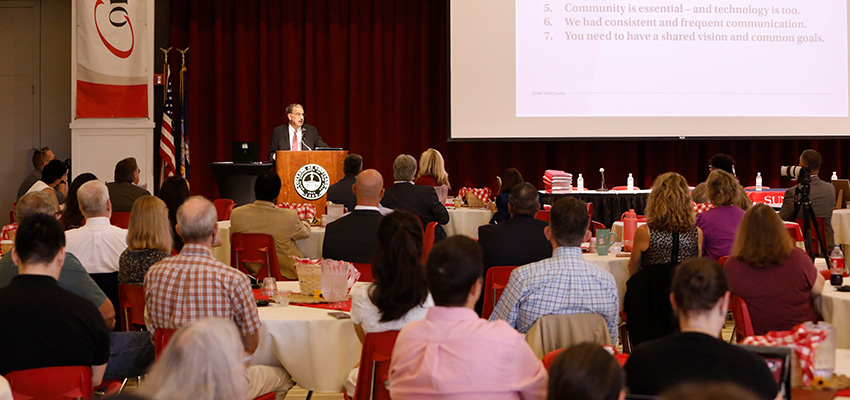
75, 0, 149, 118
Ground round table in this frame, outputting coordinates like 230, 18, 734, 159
443, 207, 493, 239
833, 209, 850, 246
817, 287, 850, 349
253, 281, 362, 393
582, 252, 630, 310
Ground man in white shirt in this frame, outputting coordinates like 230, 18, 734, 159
65, 180, 128, 275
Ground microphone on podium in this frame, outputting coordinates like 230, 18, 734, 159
597, 167, 609, 191
301, 136, 313, 151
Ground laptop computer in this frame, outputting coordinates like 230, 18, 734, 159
232, 141, 259, 163
739, 344, 792, 400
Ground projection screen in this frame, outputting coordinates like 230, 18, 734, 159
449, 0, 850, 139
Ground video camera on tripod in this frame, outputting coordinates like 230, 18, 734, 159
780, 164, 829, 263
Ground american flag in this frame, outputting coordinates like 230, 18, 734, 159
159, 68, 177, 180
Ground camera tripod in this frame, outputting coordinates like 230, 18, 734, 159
788, 180, 830, 265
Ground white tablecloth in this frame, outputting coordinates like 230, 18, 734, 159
833, 209, 850, 246
213, 221, 326, 265
253, 281, 362, 393
817, 287, 850, 349
444, 207, 493, 239
582, 252, 630, 310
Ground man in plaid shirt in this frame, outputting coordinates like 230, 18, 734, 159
490, 197, 619, 344
146, 196, 293, 399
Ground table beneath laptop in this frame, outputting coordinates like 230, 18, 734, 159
252, 281, 363, 393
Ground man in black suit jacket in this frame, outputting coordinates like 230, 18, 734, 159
322, 169, 385, 263
381, 154, 450, 241
106, 157, 150, 212
326, 154, 362, 212
475, 182, 552, 314
268, 103, 329, 160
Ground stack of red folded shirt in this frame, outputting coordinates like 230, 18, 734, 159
543, 170, 572, 193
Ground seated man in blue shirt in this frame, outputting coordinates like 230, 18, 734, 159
490, 197, 619, 344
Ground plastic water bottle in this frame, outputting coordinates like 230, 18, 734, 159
755, 172, 762, 191
830, 245, 845, 286
832, 171, 839, 181
622, 209, 637, 252
577, 174, 584, 191
627, 173, 634, 190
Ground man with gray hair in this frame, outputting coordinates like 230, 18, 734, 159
381, 154, 450, 241
146, 196, 294, 398
65, 180, 128, 276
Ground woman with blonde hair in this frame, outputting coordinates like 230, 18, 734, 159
725, 204, 824, 335
696, 170, 745, 260
626, 172, 702, 346
140, 318, 251, 400
414, 148, 451, 188
629, 172, 702, 274
118, 196, 172, 284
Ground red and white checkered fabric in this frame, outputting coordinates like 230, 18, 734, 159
458, 187, 492, 203
1, 223, 16, 242
276, 202, 317, 221
742, 323, 827, 387
693, 202, 714, 214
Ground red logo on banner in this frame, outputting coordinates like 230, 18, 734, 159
94, 0, 134, 59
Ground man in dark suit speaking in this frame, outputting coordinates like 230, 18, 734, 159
268, 103, 329, 160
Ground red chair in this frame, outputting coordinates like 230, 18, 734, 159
482, 266, 519, 319
534, 210, 550, 222
820, 269, 831, 281
422, 222, 438, 262
154, 328, 178, 360
586, 203, 593, 220
612, 186, 641, 190
353, 262, 374, 282
718, 255, 730, 266
351, 330, 401, 400
729, 294, 755, 343
230, 233, 285, 281
590, 221, 606, 237
118, 283, 146, 331
213, 198, 235, 221
795, 217, 828, 257
110, 211, 131, 229
744, 186, 771, 190
6, 366, 95, 399
542, 347, 628, 371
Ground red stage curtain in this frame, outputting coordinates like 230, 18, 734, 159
170, 0, 850, 200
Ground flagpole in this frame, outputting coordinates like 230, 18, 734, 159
177, 47, 190, 181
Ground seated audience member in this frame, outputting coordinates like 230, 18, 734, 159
779, 149, 836, 249
17, 146, 65, 204
26, 159, 68, 205
414, 148, 451, 189
158, 175, 190, 252
381, 154, 450, 241
696, 170, 745, 260
343, 210, 434, 397
0, 214, 110, 384
326, 153, 362, 212
548, 343, 625, 400
106, 157, 151, 213
145, 196, 293, 398
0, 191, 116, 328
476, 182, 552, 314
691, 153, 751, 210
661, 383, 762, 400
118, 196, 172, 285
230, 172, 311, 279
630, 172, 702, 273
491, 197, 619, 343
628, 172, 702, 346
323, 169, 385, 263
491, 168, 537, 223
60, 173, 98, 230
624, 258, 779, 399
389, 236, 547, 399
726, 204, 824, 335
140, 318, 254, 400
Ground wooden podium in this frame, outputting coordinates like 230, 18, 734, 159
275, 150, 348, 212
